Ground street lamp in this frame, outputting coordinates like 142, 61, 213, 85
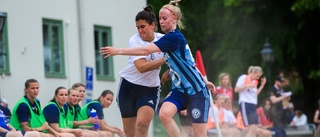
260, 40, 274, 63
260, 40, 274, 86
0, 12, 7, 33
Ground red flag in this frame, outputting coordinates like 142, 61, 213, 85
195, 50, 207, 81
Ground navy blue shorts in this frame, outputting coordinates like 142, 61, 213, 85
0, 132, 6, 137
163, 88, 210, 123
240, 102, 259, 126
117, 78, 160, 118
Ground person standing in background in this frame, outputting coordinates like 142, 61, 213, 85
313, 99, 320, 134
268, 76, 291, 128
235, 66, 266, 137
215, 73, 233, 101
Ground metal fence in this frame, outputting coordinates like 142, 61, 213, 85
284, 124, 319, 137
207, 124, 319, 137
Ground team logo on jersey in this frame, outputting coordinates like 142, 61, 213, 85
148, 100, 154, 105
191, 108, 201, 119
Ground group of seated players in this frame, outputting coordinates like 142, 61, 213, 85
0, 79, 125, 137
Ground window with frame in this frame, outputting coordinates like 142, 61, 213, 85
42, 19, 65, 78
0, 18, 10, 74
94, 25, 114, 81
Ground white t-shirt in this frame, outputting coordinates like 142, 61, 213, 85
291, 114, 307, 126
224, 109, 236, 124
208, 106, 228, 123
119, 32, 164, 87
236, 74, 258, 104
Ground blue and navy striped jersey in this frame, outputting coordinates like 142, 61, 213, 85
154, 29, 206, 95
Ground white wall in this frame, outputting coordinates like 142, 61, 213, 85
0, 0, 154, 136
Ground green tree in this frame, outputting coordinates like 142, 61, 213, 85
148, 0, 320, 121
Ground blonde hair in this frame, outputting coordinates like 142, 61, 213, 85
247, 66, 263, 74
219, 72, 232, 88
213, 93, 223, 101
162, 0, 185, 30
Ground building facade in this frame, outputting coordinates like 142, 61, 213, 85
0, 0, 153, 136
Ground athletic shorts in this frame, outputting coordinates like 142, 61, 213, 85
0, 132, 6, 137
240, 102, 258, 126
117, 78, 160, 118
163, 88, 210, 123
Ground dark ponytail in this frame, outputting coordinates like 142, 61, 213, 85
50, 86, 67, 102
135, 5, 157, 31
96, 89, 114, 101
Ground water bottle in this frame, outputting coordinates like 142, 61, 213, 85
90, 109, 100, 130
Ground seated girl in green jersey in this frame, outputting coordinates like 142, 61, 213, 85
66, 88, 112, 137
10, 79, 62, 137
43, 86, 85, 137
78, 90, 125, 137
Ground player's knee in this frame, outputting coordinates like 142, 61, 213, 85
159, 112, 170, 122
104, 131, 113, 137
136, 122, 149, 132
6, 132, 23, 137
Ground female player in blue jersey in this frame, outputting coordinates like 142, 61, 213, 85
99, 0, 215, 136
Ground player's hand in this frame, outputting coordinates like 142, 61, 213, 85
41, 122, 50, 131
54, 132, 63, 137
100, 46, 117, 58
87, 117, 97, 124
117, 129, 126, 137
161, 70, 170, 85
72, 129, 83, 137
206, 81, 215, 92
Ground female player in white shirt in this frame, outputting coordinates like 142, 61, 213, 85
117, 5, 165, 137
